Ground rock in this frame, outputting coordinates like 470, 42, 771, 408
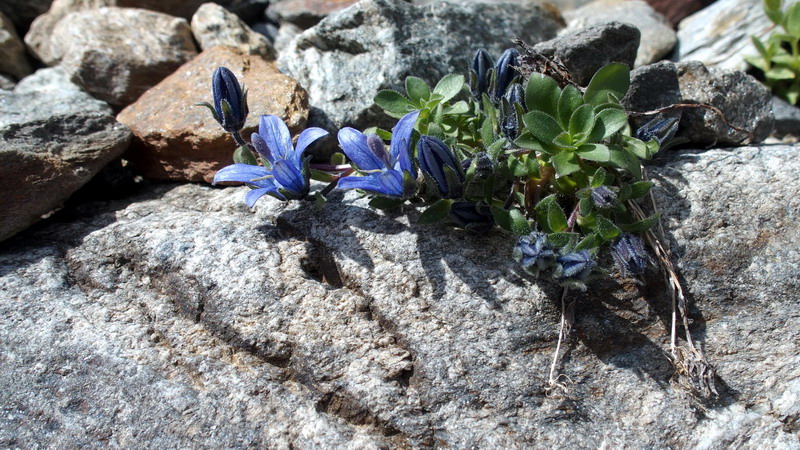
643, 0, 712, 27
533, 21, 640, 86
221, 0, 271, 24
675, 0, 783, 71
117, 46, 308, 183
0, 0, 53, 33
27, 7, 198, 109
191, 3, 275, 58
267, 0, 358, 29
271, 22, 302, 53
623, 61, 774, 146
1, 143, 799, 446
771, 96, 800, 140
563, 0, 676, 67
0, 67, 131, 241
278, 0, 564, 133
0, 74, 14, 90
0, 10, 32, 80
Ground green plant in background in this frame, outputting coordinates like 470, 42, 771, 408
745, 0, 800, 104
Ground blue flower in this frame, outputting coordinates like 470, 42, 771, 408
513, 232, 557, 275
336, 110, 420, 197
417, 135, 465, 199
635, 116, 679, 146
611, 233, 648, 277
555, 250, 596, 288
206, 67, 248, 133
469, 48, 493, 101
213, 115, 328, 206
590, 186, 617, 208
493, 48, 520, 101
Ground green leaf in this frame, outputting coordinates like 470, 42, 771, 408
552, 151, 581, 176
233, 146, 257, 165
509, 209, 532, 235
515, 132, 546, 150
576, 143, 611, 162
569, 104, 596, 143
595, 216, 621, 240
608, 146, 642, 179
765, 67, 796, 80
583, 63, 630, 107
314, 193, 327, 210
369, 197, 405, 210
524, 154, 541, 178
557, 85, 583, 129
553, 131, 575, 148
590, 167, 610, 188
547, 232, 580, 249
587, 107, 629, 142
405, 76, 431, 103
310, 169, 336, 182
629, 181, 653, 199
480, 116, 495, 145
578, 197, 594, 216
525, 73, 561, 117
374, 90, 414, 117
491, 206, 512, 232
522, 111, 564, 144
535, 194, 568, 233
443, 100, 469, 115
575, 233, 602, 251
418, 199, 453, 224
766, 6, 784, 25
508, 155, 529, 177
784, 2, 800, 36
619, 213, 661, 232
622, 135, 651, 159
433, 74, 465, 103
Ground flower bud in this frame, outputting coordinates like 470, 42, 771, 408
611, 234, 648, 277
469, 48, 493, 101
211, 67, 248, 133
513, 232, 557, 275
635, 116, 679, 146
417, 136, 465, 199
449, 201, 495, 233
555, 250, 595, 287
493, 48, 520, 101
590, 186, 617, 208
500, 84, 526, 141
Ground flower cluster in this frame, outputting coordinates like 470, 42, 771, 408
204, 47, 675, 287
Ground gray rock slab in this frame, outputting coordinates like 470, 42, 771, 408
278, 0, 565, 132
0, 10, 32, 80
675, 0, 799, 71
533, 21, 640, 86
563, 0, 676, 67
191, 3, 276, 59
771, 96, 800, 139
27, 7, 197, 108
0, 74, 14, 90
0, 67, 131, 241
623, 61, 774, 145
1, 143, 799, 447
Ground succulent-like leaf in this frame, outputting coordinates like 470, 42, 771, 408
557, 85, 583, 129
587, 107, 628, 142
568, 104, 596, 144
522, 111, 564, 144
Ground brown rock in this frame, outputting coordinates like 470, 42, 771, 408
0, 10, 32, 80
117, 46, 309, 183
644, 0, 715, 27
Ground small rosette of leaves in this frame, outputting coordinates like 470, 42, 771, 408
745, 0, 800, 104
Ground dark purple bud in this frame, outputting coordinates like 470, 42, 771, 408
469, 48, 494, 101
513, 232, 557, 275
462, 152, 494, 179
493, 48, 520, 101
417, 136, 464, 199
211, 67, 248, 133
504, 83, 525, 109
611, 234, 648, 277
590, 186, 617, 208
449, 201, 495, 233
500, 84, 525, 141
635, 116, 679, 146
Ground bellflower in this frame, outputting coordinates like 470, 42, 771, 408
202, 67, 249, 133
336, 110, 420, 197
513, 232, 557, 275
449, 201, 495, 233
417, 135, 465, 199
590, 186, 617, 208
493, 48, 520, 102
555, 250, 596, 288
635, 116, 679, 146
611, 233, 648, 277
469, 48, 494, 101
213, 115, 328, 205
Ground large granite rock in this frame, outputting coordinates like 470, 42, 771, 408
533, 21, 640, 86
0, 67, 131, 241
675, 0, 792, 71
0, 143, 798, 447
563, 0, 676, 66
191, 3, 275, 58
643, 0, 712, 27
117, 46, 308, 183
0, 11, 32, 80
278, 0, 564, 132
26, 7, 198, 108
623, 61, 774, 145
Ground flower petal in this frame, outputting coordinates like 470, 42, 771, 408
245, 187, 280, 208
336, 170, 404, 197
389, 110, 420, 173
272, 159, 307, 196
258, 115, 293, 162
213, 163, 271, 185
337, 127, 386, 171
294, 127, 329, 164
